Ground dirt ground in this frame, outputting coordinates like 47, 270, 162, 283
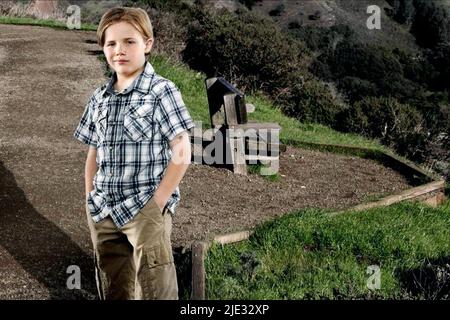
0, 24, 413, 299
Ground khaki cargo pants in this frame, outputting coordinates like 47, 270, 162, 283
85, 198, 178, 300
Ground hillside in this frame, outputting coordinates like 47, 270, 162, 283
245, 0, 420, 54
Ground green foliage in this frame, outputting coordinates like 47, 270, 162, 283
182, 8, 309, 95
317, 39, 432, 101
328, 40, 404, 83
277, 78, 344, 127
0, 15, 97, 31
392, 48, 438, 87
337, 76, 379, 103
337, 97, 428, 159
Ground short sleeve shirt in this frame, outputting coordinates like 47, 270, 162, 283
74, 62, 195, 228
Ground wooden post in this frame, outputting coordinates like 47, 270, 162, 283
191, 241, 208, 300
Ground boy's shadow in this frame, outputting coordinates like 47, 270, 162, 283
0, 161, 97, 300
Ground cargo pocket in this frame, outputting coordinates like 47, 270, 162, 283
140, 240, 176, 299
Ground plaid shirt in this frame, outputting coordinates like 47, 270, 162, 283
74, 62, 195, 228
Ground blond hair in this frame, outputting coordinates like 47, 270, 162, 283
97, 7, 153, 47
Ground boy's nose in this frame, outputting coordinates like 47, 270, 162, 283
115, 44, 125, 55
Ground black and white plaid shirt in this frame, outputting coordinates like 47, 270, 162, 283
74, 62, 195, 227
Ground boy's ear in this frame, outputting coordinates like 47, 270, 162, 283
145, 38, 153, 54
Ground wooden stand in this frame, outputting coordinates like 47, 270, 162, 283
203, 77, 282, 175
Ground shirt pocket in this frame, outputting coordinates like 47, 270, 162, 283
93, 107, 108, 143
123, 112, 155, 142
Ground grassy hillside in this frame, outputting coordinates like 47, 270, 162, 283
206, 200, 450, 299
0, 15, 96, 30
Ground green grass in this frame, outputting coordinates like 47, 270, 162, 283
149, 55, 388, 152
205, 200, 450, 299
0, 16, 97, 31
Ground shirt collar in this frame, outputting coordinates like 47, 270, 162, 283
101, 61, 155, 97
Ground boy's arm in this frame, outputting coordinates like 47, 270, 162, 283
85, 147, 98, 197
153, 131, 191, 211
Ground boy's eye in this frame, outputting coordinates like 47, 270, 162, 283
128, 41, 135, 44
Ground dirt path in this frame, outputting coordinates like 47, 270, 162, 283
0, 24, 412, 299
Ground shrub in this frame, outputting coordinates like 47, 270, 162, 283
392, 48, 438, 87
182, 8, 309, 94
337, 97, 428, 159
337, 77, 378, 103
330, 40, 404, 83
148, 9, 188, 60
277, 78, 345, 127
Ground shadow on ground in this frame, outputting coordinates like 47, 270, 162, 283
0, 161, 97, 299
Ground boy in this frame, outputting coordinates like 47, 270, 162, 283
74, 7, 194, 300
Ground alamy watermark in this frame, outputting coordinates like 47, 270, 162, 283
66, 5, 81, 30
367, 5, 381, 30
366, 265, 381, 290
66, 265, 81, 290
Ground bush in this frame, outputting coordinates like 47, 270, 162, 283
276, 78, 345, 127
337, 97, 428, 159
182, 8, 309, 94
337, 77, 378, 103
147, 9, 188, 60
392, 48, 438, 87
329, 40, 404, 83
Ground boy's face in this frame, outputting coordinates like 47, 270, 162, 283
103, 21, 153, 79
